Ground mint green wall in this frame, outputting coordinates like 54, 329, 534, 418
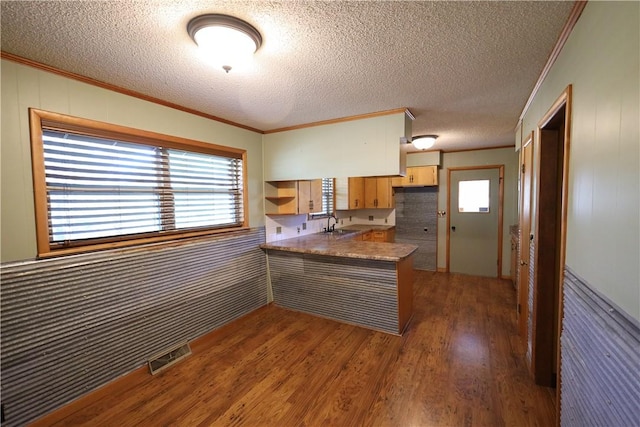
0, 60, 265, 263
437, 148, 519, 277
263, 112, 410, 180
406, 151, 441, 167
521, 2, 639, 319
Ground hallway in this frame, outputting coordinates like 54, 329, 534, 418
34, 271, 556, 426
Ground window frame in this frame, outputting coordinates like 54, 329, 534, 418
29, 108, 248, 258
457, 179, 491, 213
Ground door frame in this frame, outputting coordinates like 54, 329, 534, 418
518, 131, 534, 341
446, 165, 505, 276
529, 86, 572, 421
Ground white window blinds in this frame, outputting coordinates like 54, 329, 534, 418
43, 130, 244, 245
311, 178, 334, 217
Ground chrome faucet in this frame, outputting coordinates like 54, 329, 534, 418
326, 214, 337, 232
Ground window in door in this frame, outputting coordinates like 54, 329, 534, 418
458, 179, 490, 213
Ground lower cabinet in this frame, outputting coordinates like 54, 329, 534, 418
356, 228, 394, 242
372, 230, 386, 242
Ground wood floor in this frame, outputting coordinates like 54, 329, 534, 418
32, 271, 556, 426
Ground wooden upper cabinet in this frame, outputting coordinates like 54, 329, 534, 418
364, 177, 394, 209
413, 166, 438, 185
265, 179, 321, 215
265, 180, 299, 215
348, 177, 365, 209
391, 166, 438, 187
297, 179, 322, 214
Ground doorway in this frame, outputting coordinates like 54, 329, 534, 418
530, 86, 572, 393
447, 166, 504, 277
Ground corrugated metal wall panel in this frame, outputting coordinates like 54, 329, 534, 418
0, 228, 267, 427
526, 240, 535, 367
267, 251, 399, 334
394, 187, 438, 271
561, 267, 640, 426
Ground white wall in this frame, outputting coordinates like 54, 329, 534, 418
0, 59, 265, 263
520, 2, 639, 319
263, 112, 410, 180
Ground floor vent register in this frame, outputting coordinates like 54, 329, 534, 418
148, 342, 192, 375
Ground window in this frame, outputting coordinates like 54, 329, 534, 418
310, 178, 334, 218
30, 109, 247, 257
458, 179, 490, 213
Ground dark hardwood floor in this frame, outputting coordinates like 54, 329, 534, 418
32, 271, 556, 426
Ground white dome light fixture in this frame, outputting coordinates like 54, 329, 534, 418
412, 135, 438, 150
187, 14, 262, 73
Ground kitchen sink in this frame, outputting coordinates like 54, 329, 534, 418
322, 228, 359, 237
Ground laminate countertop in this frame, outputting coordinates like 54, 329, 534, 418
260, 226, 417, 262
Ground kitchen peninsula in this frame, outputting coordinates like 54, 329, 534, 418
261, 227, 417, 335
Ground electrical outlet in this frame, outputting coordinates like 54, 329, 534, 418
302, 222, 307, 230
369, 215, 374, 221
297, 227, 300, 233
349, 216, 352, 221
384, 218, 388, 223
276, 226, 282, 234
340, 219, 343, 225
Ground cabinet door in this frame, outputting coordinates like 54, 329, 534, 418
309, 179, 323, 212
364, 177, 394, 208
372, 230, 386, 242
348, 177, 365, 209
391, 175, 409, 187
386, 228, 395, 242
413, 166, 437, 185
298, 179, 322, 214
297, 180, 311, 214
404, 166, 437, 186
376, 177, 394, 208
364, 178, 378, 208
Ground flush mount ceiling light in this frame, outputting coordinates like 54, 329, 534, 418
187, 14, 262, 73
412, 135, 438, 150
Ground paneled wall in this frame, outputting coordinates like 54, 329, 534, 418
0, 228, 268, 426
519, 1, 639, 319
517, 2, 638, 422
0, 59, 265, 263
263, 111, 411, 181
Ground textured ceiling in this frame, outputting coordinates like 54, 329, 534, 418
1, 1, 575, 152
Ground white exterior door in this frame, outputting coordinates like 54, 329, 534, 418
449, 168, 501, 277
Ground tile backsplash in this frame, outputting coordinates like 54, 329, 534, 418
265, 209, 395, 243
